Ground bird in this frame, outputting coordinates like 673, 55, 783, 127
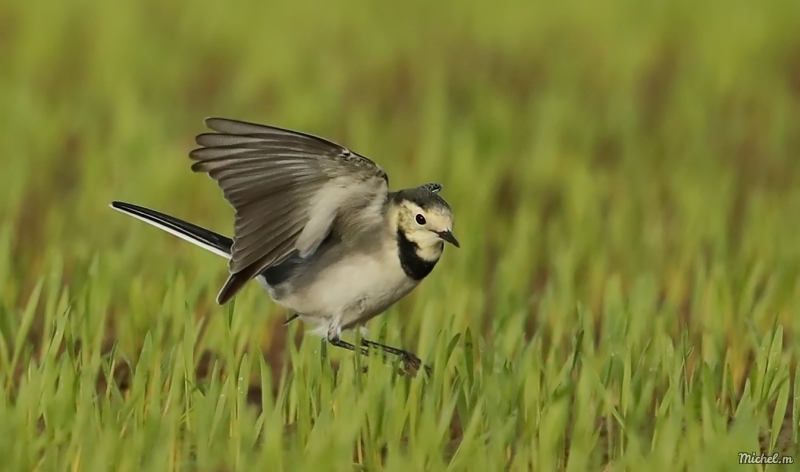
110, 117, 459, 374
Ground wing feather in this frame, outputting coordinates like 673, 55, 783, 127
189, 117, 389, 304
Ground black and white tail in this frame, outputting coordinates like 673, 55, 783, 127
110, 201, 233, 259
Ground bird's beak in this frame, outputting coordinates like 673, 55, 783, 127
437, 230, 460, 248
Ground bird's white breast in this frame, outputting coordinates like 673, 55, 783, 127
270, 241, 419, 338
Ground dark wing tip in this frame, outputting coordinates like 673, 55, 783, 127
204, 117, 227, 130
216, 257, 274, 305
215, 276, 238, 305
188, 147, 207, 161
194, 132, 213, 147
189, 160, 208, 173
203, 117, 235, 134
202, 117, 272, 136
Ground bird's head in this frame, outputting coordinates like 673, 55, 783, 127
390, 183, 459, 260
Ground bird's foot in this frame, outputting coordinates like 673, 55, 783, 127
397, 351, 433, 377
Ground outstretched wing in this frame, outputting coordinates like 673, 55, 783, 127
189, 117, 389, 304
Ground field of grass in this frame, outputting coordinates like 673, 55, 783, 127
3, 0, 800, 470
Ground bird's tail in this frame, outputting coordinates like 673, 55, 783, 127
110, 201, 233, 258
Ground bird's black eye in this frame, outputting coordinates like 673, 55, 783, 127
415, 214, 426, 225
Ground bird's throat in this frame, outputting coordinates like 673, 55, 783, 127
396, 229, 440, 281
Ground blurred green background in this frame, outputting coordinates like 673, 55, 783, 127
2, 0, 800, 470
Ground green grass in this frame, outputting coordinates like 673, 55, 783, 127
2, 0, 800, 469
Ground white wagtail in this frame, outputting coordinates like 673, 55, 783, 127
111, 117, 459, 373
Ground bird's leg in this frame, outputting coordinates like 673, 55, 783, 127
327, 336, 370, 373
327, 335, 432, 376
359, 338, 432, 376
328, 336, 369, 357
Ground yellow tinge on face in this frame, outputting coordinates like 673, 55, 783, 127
396, 201, 459, 249
427, 209, 459, 248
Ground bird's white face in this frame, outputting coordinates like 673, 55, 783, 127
393, 201, 459, 260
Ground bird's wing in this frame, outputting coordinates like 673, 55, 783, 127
189, 117, 389, 304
